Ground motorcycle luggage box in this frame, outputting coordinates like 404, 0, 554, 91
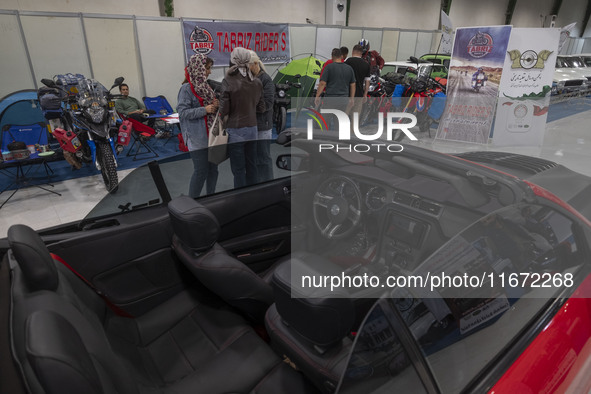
428, 91, 446, 120
38, 87, 63, 110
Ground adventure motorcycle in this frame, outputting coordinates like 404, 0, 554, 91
391, 60, 447, 140
274, 74, 301, 133
38, 74, 127, 193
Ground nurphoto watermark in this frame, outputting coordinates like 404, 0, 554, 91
306, 108, 419, 153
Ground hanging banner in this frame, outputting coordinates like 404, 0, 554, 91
440, 11, 454, 55
558, 22, 576, 53
183, 20, 290, 65
492, 28, 559, 146
436, 25, 512, 144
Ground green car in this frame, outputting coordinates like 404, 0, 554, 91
419, 53, 451, 68
381, 61, 448, 81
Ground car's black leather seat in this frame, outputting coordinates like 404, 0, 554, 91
7, 224, 316, 394
265, 253, 356, 393
168, 196, 274, 321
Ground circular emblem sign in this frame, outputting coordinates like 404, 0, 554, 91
519, 50, 538, 69
189, 26, 214, 55
467, 32, 493, 58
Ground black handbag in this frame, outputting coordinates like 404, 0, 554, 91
7, 141, 26, 151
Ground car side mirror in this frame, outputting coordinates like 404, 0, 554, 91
276, 153, 309, 172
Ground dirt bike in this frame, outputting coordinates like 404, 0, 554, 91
274, 74, 301, 133
359, 74, 397, 127
391, 61, 447, 141
38, 74, 127, 193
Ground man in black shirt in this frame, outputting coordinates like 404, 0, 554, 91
345, 44, 371, 117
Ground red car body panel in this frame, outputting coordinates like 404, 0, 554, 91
490, 275, 591, 393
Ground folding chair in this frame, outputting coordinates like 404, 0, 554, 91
0, 122, 61, 208
143, 95, 174, 117
119, 115, 159, 161
143, 95, 179, 147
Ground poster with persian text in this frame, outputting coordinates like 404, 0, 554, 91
436, 26, 512, 144
492, 28, 559, 146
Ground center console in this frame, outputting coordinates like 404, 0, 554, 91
382, 210, 430, 271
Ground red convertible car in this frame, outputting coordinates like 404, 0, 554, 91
1, 132, 591, 393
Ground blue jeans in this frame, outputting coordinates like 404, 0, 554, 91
227, 126, 258, 188
189, 149, 218, 197
257, 129, 273, 182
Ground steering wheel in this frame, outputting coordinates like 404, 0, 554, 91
313, 176, 362, 239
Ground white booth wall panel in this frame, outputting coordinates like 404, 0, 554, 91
136, 19, 185, 108
573, 39, 585, 54
3, 0, 160, 17
449, 0, 506, 27
582, 39, 591, 53
20, 15, 91, 86
348, 0, 439, 30
83, 18, 142, 101
173, 0, 324, 24
265, 63, 281, 80
289, 26, 317, 58
0, 13, 35, 98
397, 31, 417, 61
341, 29, 363, 50
361, 29, 382, 53
315, 27, 341, 60
416, 32, 434, 58
380, 30, 399, 62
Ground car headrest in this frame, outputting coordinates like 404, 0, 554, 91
271, 253, 355, 348
7, 224, 58, 291
167, 196, 220, 252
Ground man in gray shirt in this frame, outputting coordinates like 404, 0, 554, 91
315, 48, 356, 119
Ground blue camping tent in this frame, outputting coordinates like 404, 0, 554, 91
0, 89, 45, 132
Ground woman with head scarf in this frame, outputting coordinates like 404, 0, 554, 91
219, 47, 265, 188
177, 53, 218, 197
249, 50, 275, 182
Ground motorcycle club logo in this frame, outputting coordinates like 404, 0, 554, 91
467, 32, 493, 58
306, 108, 418, 152
189, 26, 214, 55
507, 49, 553, 69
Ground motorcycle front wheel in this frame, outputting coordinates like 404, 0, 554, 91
359, 100, 376, 126
97, 141, 119, 193
276, 106, 287, 133
417, 112, 432, 134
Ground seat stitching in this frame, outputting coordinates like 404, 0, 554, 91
267, 311, 341, 382
169, 326, 197, 372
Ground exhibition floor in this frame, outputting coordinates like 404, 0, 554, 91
0, 105, 590, 239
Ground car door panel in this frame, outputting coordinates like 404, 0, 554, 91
45, 177, 293, 315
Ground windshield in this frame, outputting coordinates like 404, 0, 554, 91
339, 203, 586, 392
556, 57, 570, 68
568, 56, 586, 68
77, 79, 108, 107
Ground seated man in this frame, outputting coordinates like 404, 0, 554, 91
116, 84, 167, 138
